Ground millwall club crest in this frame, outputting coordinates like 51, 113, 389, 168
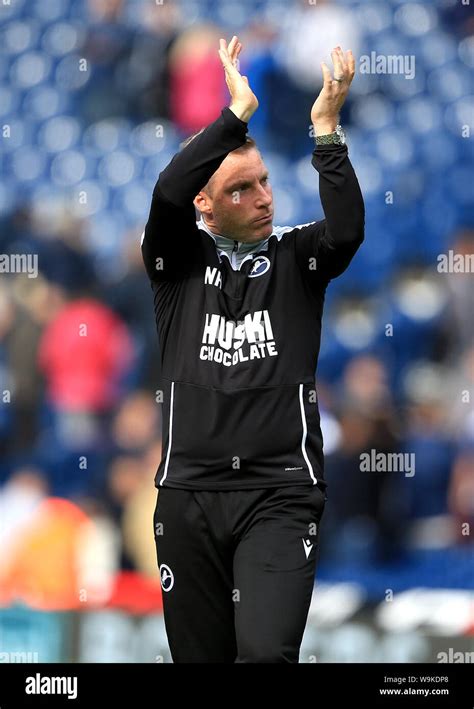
248, 256, 270, 278
159, 564, 174, 592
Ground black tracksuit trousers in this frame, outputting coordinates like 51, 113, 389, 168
153, 483, 326, 663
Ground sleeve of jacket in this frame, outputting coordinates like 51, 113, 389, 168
294, 143, 365, 286
141, 107, 249, 281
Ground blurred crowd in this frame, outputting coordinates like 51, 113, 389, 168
0, 0, 472, 609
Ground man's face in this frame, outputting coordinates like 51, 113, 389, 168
195, 148, 274, 243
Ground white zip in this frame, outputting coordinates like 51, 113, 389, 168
231, 240, 239, 269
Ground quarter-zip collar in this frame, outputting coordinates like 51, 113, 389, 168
197, 216, 271, 270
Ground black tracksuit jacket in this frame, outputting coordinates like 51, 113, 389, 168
142, 107, 364, 490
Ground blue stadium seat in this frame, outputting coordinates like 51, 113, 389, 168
50, 149, 87, 186
10, 145, 48, 184
82, 118, 133, 156
26, 0, 72, 23
0, 118, 34, 153
142, 152, 178, 187
129, 120, 179, 157
112, 181, 151, 222
40, 20, 81, 57
97, 150, 139, 188
418, 30, 458, 69
38, 114, 81, 152
54, 53, 90, 92
9, 50, 52, 89
2, 19, 41, 56
22, 84, 71, 120
1, 0, 25, 19
0, 86, 22, 119
0, 181, 22, 217
427, 62, 472, 102
71, 179, 110, 217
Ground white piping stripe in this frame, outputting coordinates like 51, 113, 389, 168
298, 383, 317, 485
218, 250, 256, 271
159, 380, 175, 485
273, 223, 317, 241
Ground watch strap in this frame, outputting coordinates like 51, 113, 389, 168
315, 124, 345, 146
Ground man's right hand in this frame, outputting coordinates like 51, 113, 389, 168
219, 35, 258, 123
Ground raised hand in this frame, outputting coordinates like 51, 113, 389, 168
311, 47, 355, 135
218, 35, 259, 123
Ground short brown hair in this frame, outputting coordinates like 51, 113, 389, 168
180, 129, 257, 153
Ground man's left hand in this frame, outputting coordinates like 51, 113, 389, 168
311, 47, 355, 136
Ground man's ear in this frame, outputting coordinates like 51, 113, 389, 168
194, 192, 212, 215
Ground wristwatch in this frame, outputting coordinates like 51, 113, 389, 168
315, 124, 346, 146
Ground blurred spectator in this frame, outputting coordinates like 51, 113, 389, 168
448, 451, 474, 545
441, 1, 474, 37
101, 236, 161, 389
401, 363, 457, 543
122, 441, 163, 578
79, 0, 136, 122
277, 0, 361, 93
4, 276, 65, 452
0, 484, 117, 610
271, 0, 361, 154
169, 24, 224, 135
35, 298, 135, 498
0, 283, 15, 457
38, 298, 135, 415
446, 346, 474, 442
341, 355, 393, 416
111, 390, 160, 454
128, 1, 181, 120
88, 0, 123, 22
321, 356, 403, 564
445, 229, 474, 353
102, 454, 146, 571
237, 21, 279, 143
0, 468, 48, 580
1, 204, 97, 297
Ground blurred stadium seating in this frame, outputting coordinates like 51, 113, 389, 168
0, 0, 472, 662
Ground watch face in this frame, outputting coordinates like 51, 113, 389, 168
336, 125, 346, 145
